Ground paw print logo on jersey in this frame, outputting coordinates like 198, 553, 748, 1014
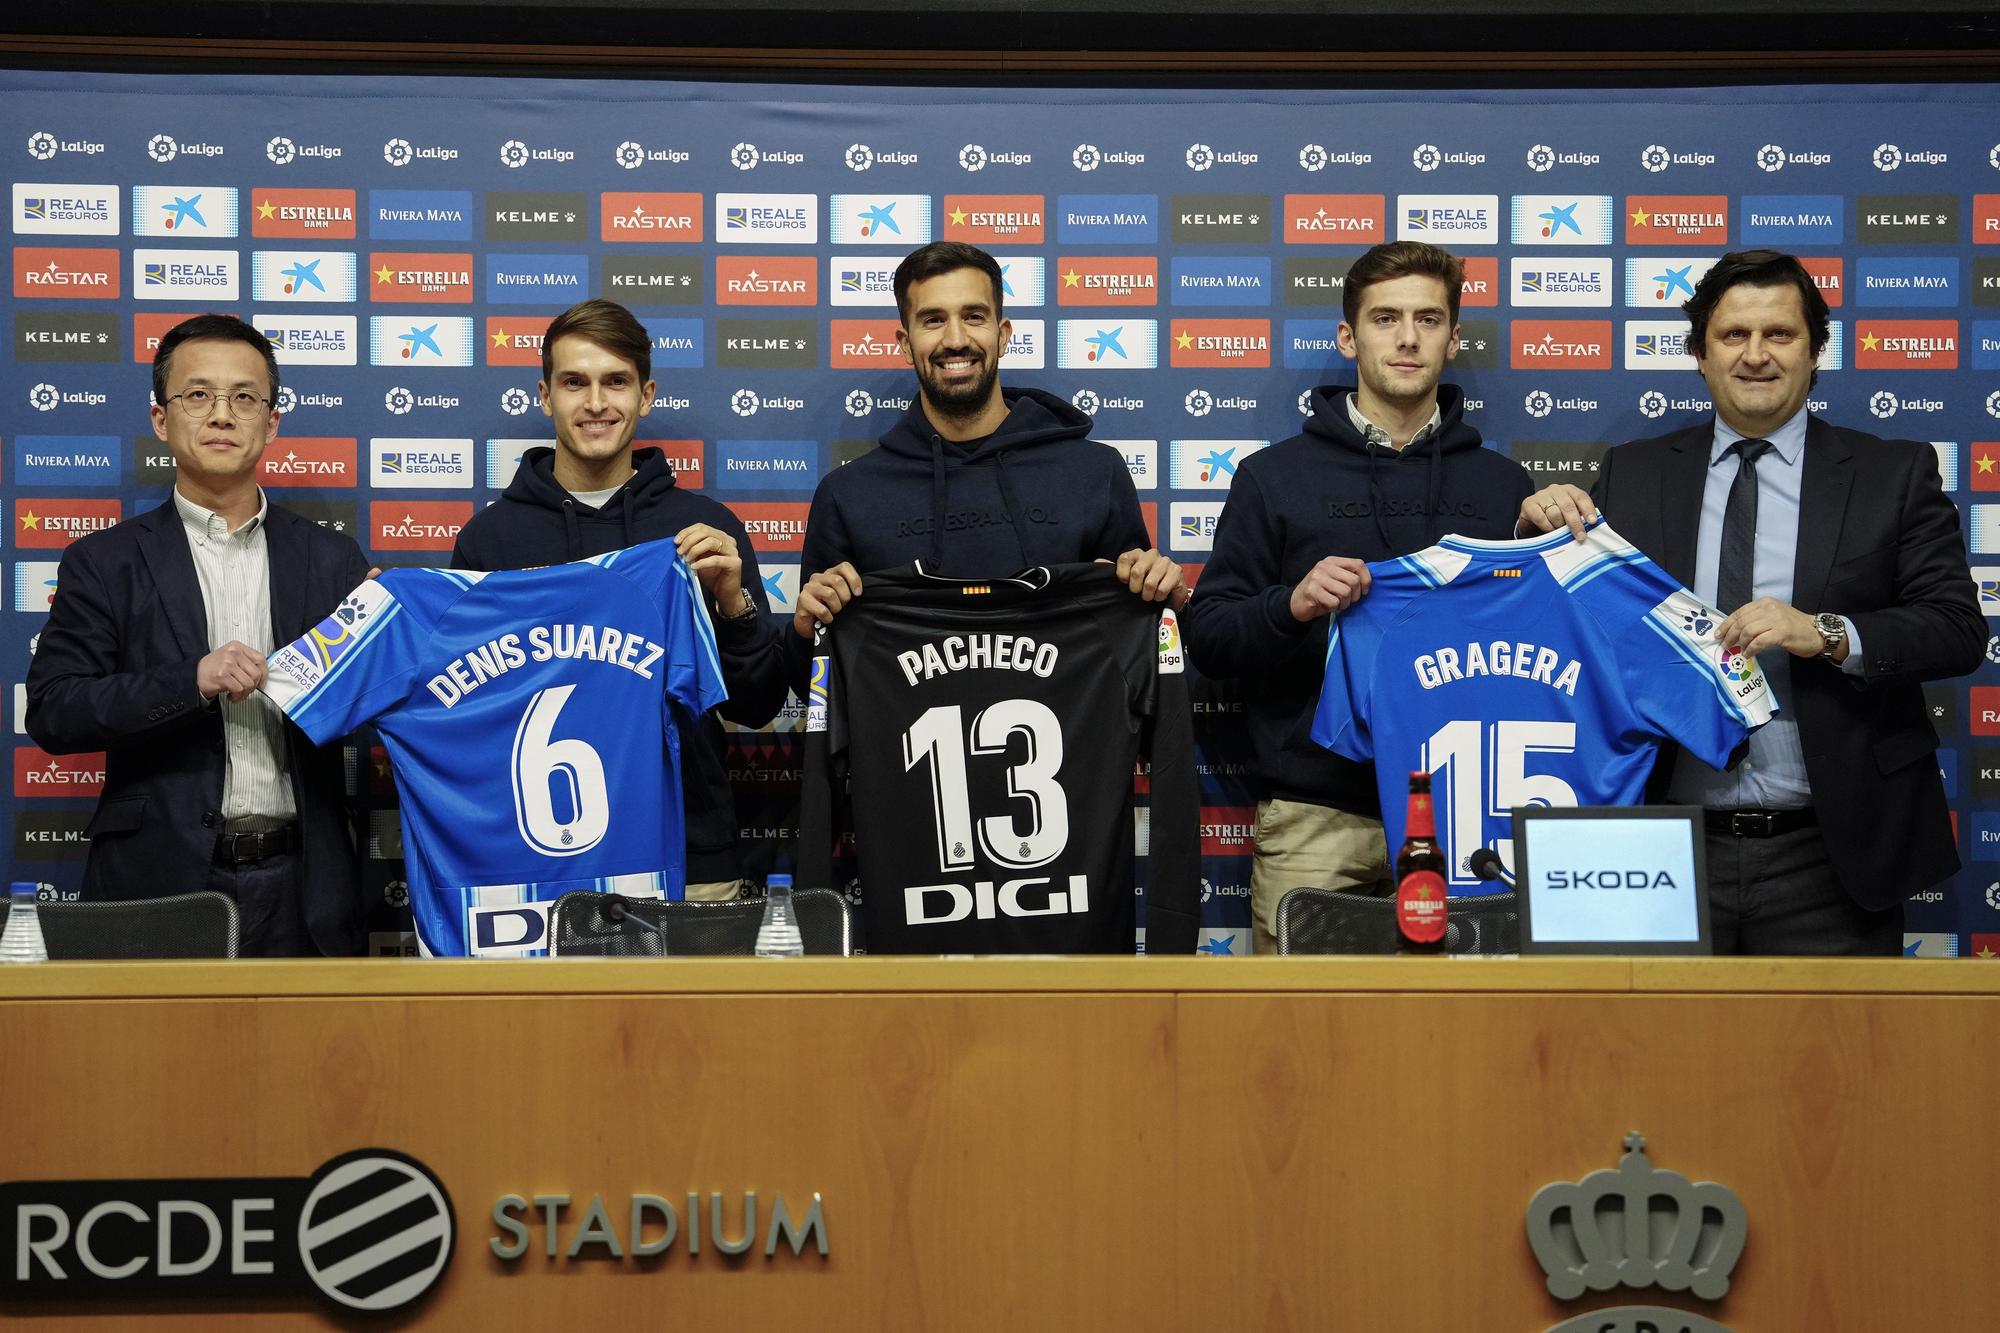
1680, 607, 1716, 640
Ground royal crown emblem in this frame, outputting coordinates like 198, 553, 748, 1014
1527, 1132, 1746, 1333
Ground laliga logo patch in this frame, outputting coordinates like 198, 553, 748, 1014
1719, 648, 1760, 683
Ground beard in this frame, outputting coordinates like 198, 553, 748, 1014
914, 350, 1001, 425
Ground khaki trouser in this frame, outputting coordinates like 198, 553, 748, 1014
684, 878, 751, 902
1249, 797, 1391, 955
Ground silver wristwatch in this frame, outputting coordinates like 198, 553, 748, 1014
1813, 612, 1846, 659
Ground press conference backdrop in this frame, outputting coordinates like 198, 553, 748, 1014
4, 71, 1999, 958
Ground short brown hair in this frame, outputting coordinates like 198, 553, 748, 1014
541, 298, 650, 384
1684, 248, 1831, 362
1341, 241, 1465, 328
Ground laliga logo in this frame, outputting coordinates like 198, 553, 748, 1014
1987, 390, 2000, 419
1185, 388, 1214, 418
1638, 390, 1668, 420
1640, 144, 1670, 173
1412, 143, 1442, 172
385, 387, 415, 416
1985, 635, 2000, 666
615, 141, 645, 170
844, 389, 874, 418
266, 136, 296, 165
1873, 143, 1903, 171
385, 879, 410, 909
959, 143, 988, 171
500, 387, 534, 417
27, 130, 57, 160
1756, 143, 1786, 172
1525, 390, 1555, 419
147, 133, 178, 163
730, 142, 760, 171
1073, 143, 1102, 171
1525, 143, 1557, 172
499, 139, 529, 169
730, 388, 761, 417
275, 386, 298, 413
1869, 390, 1899, 420
844, 144, 873, 171
1186, 143, 1214, 171
1991, 143, 2000, 170
28, 383, 60, 413
1298, 389, 1313, 416
384, 138, 413, 168
1070, 388, 1101, 414
1299, 144, 1328, 171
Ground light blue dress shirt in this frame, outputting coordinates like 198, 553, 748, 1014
1666, 407, 1864, 809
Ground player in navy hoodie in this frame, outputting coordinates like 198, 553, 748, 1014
792, 241, 1186, 650
451, 299, 789, 898
1181, 241, 1533, 952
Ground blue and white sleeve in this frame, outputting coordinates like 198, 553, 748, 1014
262, 575, 424, 744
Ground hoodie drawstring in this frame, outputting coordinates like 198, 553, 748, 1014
1424, 436, 1445, 543
1365, 439, 1392, 549
991, 449, 1032, 571
560, 498, 582, 561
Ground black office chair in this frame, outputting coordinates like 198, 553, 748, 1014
546, 890, 854, 957
1275, 886, 1519, 955
1, 891, 241, 959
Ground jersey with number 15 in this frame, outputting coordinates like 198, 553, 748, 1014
263, 539, 727, 956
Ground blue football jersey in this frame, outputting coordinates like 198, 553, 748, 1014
1312, 522, 1776, 893
264, 539, 727, 955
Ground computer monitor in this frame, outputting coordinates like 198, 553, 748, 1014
1510, 805, 1712, 955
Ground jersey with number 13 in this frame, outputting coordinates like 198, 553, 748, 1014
263, 539, 726, 955
1313, 522, 1777, 894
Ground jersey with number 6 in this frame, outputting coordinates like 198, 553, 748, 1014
263, 539, 726, 956
798, 563, 1200, 954
1312, 522, 1776, 894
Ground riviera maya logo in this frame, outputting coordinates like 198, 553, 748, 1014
1527, 1132, 1746, 1333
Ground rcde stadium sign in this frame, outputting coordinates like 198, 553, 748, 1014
2, 1149, 454, 1312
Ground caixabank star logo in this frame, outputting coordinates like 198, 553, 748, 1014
2, 1149, 454, 1313
1528, 1133, 1744, 1333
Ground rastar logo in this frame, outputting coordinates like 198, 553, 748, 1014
16, 498, 120, 549
1169, 319, 1272, 368
369, 253, 473, 304
1284, 194, 1385, 243
1199, 806, 1257, 857
251, 188, 357, 239
1056, 256, 1160, 306
736, 502, 810, 552
370, 501, 471, 551
600, 192, 703, 242
1625, 194, 1729, 244
1800, 256, 1845, 307
645, 440, 704, 489
260, 439, 357, 487
1856, 320, 1958, 369
13, 247, 119, 298
1511, 320, 1613, 369
942, 194, 1046, 244
715, 255, 817, 306
483, 319, 544, 367
14, 747, 105, 796
829, 319, 904, 368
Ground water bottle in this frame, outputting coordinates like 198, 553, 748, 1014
754, 874, 804, 958
0, 882, 49, 964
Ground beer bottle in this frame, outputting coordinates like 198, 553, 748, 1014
1394, 772, 1448, 954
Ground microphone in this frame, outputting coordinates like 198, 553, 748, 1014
1467, 847, 1516, 888
599, 894, 664, 938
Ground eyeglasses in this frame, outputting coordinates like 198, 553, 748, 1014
163, 388, 271, 420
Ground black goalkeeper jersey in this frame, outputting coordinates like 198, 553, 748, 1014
798, 563, 1199, 954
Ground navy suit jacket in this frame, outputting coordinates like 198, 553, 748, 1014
25, 499, 372, 953
1594, 415, 1982, 910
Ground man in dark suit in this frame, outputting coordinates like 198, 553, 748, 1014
27, 315, 372, 956
1519, 249, 1982, 955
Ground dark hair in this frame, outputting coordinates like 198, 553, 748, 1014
1341, 241, 1465, 328
893, 241, 1005, 325
1683, 248, 1831, 362
151, 314, 280, 406
541, 298, 651, 384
